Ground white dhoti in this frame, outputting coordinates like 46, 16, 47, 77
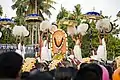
17, 43, 26, 59
41, 46, 51, 61
41, 40, 51, 61
97, 38, 107, 61
73, 45, 82, 61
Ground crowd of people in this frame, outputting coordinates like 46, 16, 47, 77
0, 51, 120, 80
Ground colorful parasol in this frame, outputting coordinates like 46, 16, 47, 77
58, 19, 77, 27
85, 11, 103, 20
0, 18, 14, 25
25, 13, 43, 22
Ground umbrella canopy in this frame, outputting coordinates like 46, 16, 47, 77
85, 11, 103, 20
0, 18, 14, 25
58, 19, 77, 27
25, 13, 43, 22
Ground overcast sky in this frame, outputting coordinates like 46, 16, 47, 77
0, 0, 120, 22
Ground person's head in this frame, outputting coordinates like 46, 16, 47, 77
112, 60, 117, 71
104, 65, 113, 80
112, 67, 120, 80
100, 65, 110, 80
67, 67, 78, 79
100, 34, 104, 39
35, 62, 49, 72
17, 39, 20, 44
21, 72, 29, 79
0, 51, 23, 79
35, 44, 39, 48
75, 63, 102, 80
55, 67, 73, 80
27, 71, 53, 80
21, 41, 24, 45
61, 60, 73, 68
79, 63, 88, 69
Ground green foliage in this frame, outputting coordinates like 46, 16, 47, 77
106, 34, 120, 60
57, 6, 69, 20
67, 35, 75, 49
81, 34, 91, 57
0, 5, 3, 16
0, 28, 16, 44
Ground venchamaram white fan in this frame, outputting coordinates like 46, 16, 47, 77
12, 26, 29, 37
96, 19, 113, 33
67, 26, 77, 36
77, 23, 89, 36
40, 20, 51, 32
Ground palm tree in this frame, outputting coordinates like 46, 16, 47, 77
57, 6, 69, 20
0, 5, 3, 16
11, 0, 56, 18
117, 11, 120, 18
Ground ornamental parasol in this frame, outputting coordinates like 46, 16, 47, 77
25, 13, 43, 22
58, 19, 78, 27
85, 11, 103, 20
0, 18, 14, 25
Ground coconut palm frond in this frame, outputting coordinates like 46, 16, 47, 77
0, 5, 3, 16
